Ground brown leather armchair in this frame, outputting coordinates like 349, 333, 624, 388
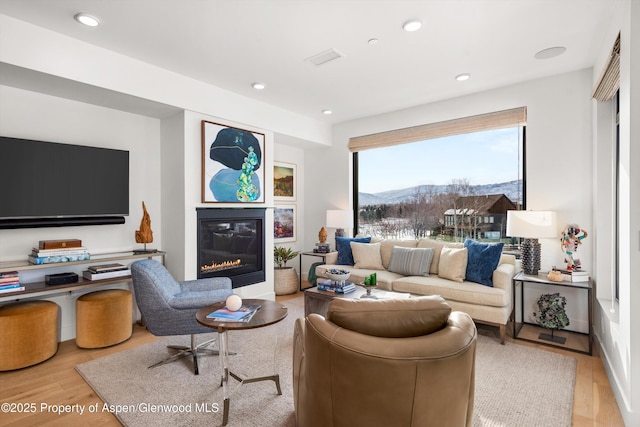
293, 295, 476, 427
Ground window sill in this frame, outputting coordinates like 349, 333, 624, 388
597, 297, 619, 324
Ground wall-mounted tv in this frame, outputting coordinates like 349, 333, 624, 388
0, 136, 129, 229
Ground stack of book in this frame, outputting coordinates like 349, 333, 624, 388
314, 243, 331, 253
0, 271, 24, 294
317, 278, 357, 294
82, 263, 130, 280
559, 269, 590, 282
206, 303, 261, 322
29, 239, 90, 265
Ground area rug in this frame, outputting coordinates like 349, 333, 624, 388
76, 297, 576, 427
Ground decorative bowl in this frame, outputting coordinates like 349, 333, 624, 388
325, 268, 351, 284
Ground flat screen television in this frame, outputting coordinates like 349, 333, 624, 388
0, 136, 129, 229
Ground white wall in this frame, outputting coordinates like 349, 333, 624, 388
273, 141, 306, 280
0, 85, 163, 340
591, 1, 640, 424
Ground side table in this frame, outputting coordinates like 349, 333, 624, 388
196, 299, 288, 426
512, 271, 592, 355
298, 251, 337, 291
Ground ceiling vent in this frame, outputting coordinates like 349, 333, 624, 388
305, 48, 344, 66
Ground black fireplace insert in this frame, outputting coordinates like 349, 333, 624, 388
196, 208, 265, 289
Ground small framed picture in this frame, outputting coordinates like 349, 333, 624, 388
274, 161, 296, 202
201, 120, 265, 203
274, 205, 296, 243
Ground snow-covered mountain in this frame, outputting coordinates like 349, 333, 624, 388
358, 180, 522, 206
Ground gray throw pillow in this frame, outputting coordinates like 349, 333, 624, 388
388, 246, 434, 276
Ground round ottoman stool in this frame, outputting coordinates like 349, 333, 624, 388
0, 300, 59, 371
76, 289, 132, 348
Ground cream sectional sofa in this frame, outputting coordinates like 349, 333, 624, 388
315, 238, 518, 344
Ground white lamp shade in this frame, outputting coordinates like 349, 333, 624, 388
506, 210, 557, 239
326, 210, 353, 229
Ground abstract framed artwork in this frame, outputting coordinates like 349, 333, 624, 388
201, 120, 265, 203
274, 205, 296, 243
274, 161, 296, 202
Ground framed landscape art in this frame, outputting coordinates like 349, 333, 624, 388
274, 161, 296, 201
274, 205, 296, 243
201, 120, 265, 203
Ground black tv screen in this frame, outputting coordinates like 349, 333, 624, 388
0, 136, 129, 225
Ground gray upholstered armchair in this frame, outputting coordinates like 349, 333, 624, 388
293, 295, 477, 427
131, 259, 233, 375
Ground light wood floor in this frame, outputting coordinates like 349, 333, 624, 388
0, 291, 625, 426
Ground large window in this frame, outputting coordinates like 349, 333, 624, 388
352, 110, 525, 243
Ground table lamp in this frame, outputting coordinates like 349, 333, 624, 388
326, 210, 353, 247
506, 210, 557, 275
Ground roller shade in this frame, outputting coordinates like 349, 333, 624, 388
348, 107, 527, 152
593, 33, 620, 102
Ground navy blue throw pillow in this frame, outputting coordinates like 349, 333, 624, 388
464, 238, 504, 287
336, 236, 372, 265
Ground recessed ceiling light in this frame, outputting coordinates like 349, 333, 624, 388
74, 13, 100, 27
252, 82, 266, 90
534, 46, 566, 60
402, 20, 422, 32
455, 73, 471, 81
322, 110, 332, 115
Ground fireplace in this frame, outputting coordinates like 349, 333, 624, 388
197, 208, 265, 289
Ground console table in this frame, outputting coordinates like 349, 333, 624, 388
298, 251, 337, 291
0, 251, 166, 303
512, 271, 592, 355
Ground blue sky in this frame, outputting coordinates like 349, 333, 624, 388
358, 127, 522, 193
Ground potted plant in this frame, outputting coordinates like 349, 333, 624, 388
274, 246, 299, 295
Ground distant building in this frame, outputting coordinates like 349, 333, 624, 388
443, 194, 516, 239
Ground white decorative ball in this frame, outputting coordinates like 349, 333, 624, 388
226, 295, 242, 311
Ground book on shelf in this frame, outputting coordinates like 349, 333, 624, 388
0, 285, 25, 294
0, 276, 20, 284
39, 239, 82, 250
28, 252, 91, 265
0, 282, 21, 289
31, 247, 89, 257
558, 269, 590, 282
206, 303, 261, 322
0, 271, 19, 279
87, 263, 128, 273
0, 281, 21, 288
82, 269, 131, 281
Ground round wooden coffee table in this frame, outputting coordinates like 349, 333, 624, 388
196, 299, 288, 426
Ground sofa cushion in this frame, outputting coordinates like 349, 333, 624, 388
388, 246, 433, 276
392, 275, 510, 307
326, 295, 452, 338
350, 242, 384, 270
379, 239, 418, 269
417, 239, 464, 275
464, 238, 505, 287
336, 236, 371, 265
438, 247, 468, 282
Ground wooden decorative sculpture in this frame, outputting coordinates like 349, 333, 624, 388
318, 227, 328, 244
134, 201, 156, 253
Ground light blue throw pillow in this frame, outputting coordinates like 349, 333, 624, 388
464, 238, 504, 287
336, 236, 371, 265
388, 246, 434, 276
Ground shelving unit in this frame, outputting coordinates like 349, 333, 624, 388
0, 251, 165, 303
